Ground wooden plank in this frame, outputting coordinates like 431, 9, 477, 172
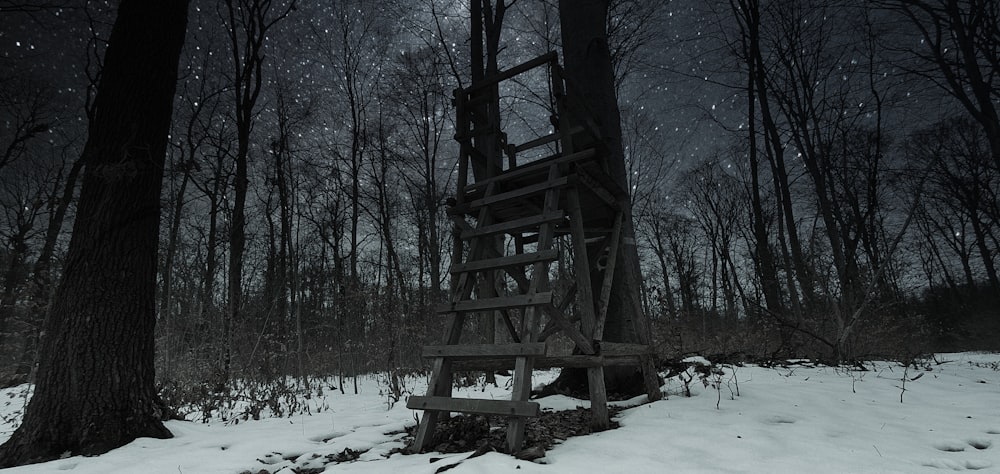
450, 177, 569, 215
462, 51, 557, 95
437, 292, 553, 314
566, 187, 598, 340
595, 212, 623, 341
422, 343, 547, 359
572, 169, 618, 207
460, 211, 565, 239
538, 283, 578, 342
512, 126, 583, 154
465, 148, 597, 195
452, 355, 644, 371
542, 303, 594, 354
407, 396, 541, 418
450, 249, 559, 274
513, 131, 561, 153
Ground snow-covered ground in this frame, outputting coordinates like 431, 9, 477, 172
1, 352, 998, 473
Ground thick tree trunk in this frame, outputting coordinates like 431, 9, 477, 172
557, 0, 656, 395
0, 0, 188, 466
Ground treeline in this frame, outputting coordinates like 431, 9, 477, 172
0, 0, 997, 398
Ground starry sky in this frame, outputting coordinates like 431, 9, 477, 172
0, 0, 972, 231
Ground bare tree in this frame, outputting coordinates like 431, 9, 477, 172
220, 0, 295, 384
879, 0, 1000, 170
909, 117, 999, 290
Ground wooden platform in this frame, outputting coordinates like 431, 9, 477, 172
448, 148, 625, 235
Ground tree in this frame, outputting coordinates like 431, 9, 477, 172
728, 0, 787, 318
558, 0, 658, 397
0, 0, 189, 466
220, 0, 296, 384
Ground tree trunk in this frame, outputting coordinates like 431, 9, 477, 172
557, 0, 657, 396
158, 152, 192, 381
0, 0, 188, 466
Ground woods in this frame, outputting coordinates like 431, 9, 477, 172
0, 0, 998, 466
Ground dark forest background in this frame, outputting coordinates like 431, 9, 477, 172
1, 0, 997, 409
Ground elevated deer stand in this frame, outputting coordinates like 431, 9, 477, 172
407, 52, 660, 454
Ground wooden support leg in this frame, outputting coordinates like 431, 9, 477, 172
506, 355, 535, 451
586, 365, 609, 431
411, 357, 455, 452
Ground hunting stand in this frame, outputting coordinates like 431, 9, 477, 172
406, 52, 660, 454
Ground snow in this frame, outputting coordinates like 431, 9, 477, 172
1, 352, 998, 473
682, 355, 712, 366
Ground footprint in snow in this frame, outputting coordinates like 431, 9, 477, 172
921, 458, 993, 471
762, 414, 796, 425
258, 452, 283, 464
986, 429, 1000, 435
308, 432, 347, 443
966, 438, 992, 450
963, 460, 993, 470
933, 440, 967, 452
933, 439, 993, 453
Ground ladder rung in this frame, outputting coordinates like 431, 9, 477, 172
461, 212, 565, 239
437, 292, 553, 314
406, 396, 540, 418
422, 343, 547, 359
450, 249, 559, 274
512, 126, 583, 154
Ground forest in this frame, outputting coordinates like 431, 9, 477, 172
0, 0, 998, 451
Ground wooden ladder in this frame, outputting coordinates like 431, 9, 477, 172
407, 157, 565, 452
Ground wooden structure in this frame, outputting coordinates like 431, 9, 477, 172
407, 52, 659, 453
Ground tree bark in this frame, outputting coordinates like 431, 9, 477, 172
0, 0, 189, 466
